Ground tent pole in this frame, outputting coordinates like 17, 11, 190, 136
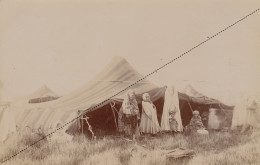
110, 102, 118, 131
81, 116, 83, 134
188, 102, 193, 113
82, 116, 95, 140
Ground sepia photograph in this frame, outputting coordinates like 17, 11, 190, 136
0, 0, 260, 164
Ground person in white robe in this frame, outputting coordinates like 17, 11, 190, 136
208, 108, 220, 130
231, 93, 248, 130
241, 95, 259, 133
139, 93, 160, 134
161, 86, 183, 132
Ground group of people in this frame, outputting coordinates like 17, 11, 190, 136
118, 86, 184, 140
51, 88, 260, 142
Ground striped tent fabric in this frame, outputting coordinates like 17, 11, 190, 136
13, 56, 232, 131
14, 56, 165, 130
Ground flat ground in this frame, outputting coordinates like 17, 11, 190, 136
0, 130, 259, 165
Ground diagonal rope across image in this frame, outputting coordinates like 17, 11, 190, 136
1, 8, 259, 164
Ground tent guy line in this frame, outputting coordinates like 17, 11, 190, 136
1, 8, 259, 164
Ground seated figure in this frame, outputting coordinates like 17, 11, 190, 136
169, 111, 178, 132
186, 111, 208, 135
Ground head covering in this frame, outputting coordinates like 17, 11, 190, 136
209, 108, 216, 113
142, 93, 151, 102
122, 90, 139, 115
127, 89, 135, 100
188, 111, 205, 131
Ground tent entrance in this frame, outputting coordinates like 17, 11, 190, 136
80, 103, 121, 138
79, 96, 165, 138
179, 100, 233, 128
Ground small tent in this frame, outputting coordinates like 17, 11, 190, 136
0, 102, 16, 142
178, 85, 234, 128
27, 85, 60, 103
11, 85, 60, 125
12, 85, 59, 105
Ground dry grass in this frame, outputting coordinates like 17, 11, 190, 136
0, 129, 259, 165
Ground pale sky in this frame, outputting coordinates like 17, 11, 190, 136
0, 0, 260, 102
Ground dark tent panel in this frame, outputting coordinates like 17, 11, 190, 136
28, 96, 60, 103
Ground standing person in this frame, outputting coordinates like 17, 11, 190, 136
140, 93, 160, 135
208, 108, 220, 130
161, 86, 183, 132
121, 90, 140, 140
241, 95, 259, 133
231, 93, 248, 130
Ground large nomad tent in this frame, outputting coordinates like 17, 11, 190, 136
14, 56, 165, 132
14, 56, 233, 137
0, 102, 16, 142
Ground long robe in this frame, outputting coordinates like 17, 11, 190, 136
208, 108, 220, 129
161, 86, 183, 132
231, 95, 248, 129
139, 101, 160, 134
245, 96, 259, 127
120, 98, 140, 136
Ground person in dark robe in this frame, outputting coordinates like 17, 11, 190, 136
119, 90, 140, 140
186, 110, 206, 133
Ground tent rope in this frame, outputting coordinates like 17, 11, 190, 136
90, 80, 154, 84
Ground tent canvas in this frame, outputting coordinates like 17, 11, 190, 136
14, 56, 165, 131
178, 85, 234, 128
26, 85, 59, 103
27, 85, 59, 100
0, 102, 16, 142
11, 85, 60, 122
13, 84, 59, 104
14, 56, 233, 136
